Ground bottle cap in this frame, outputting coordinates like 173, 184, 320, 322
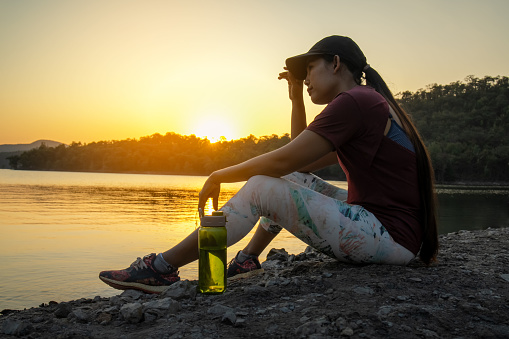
200, 211, 226, 227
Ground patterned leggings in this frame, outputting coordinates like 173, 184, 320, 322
220, 172, 415, 265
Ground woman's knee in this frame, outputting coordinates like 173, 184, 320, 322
244, 175, 283, 193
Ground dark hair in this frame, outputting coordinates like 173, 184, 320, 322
322, 54, 363, 85
323, 54, 439, 265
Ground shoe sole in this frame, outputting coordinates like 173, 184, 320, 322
99, 276, 172, 294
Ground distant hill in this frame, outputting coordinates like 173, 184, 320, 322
0, 140, 64, 153
0, 140, 64, 169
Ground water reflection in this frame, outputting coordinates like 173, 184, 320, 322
436, 185, 509, 234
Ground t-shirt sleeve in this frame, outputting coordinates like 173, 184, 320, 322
306, 93, 362, 150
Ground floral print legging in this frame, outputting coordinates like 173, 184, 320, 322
220, 172, 415, 265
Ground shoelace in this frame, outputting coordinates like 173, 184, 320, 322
130, 255, 149, 271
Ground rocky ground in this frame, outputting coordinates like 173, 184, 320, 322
2, 227, 509, 339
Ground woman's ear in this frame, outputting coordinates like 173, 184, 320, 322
333, 55, 341, 73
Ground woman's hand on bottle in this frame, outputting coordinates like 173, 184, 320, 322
198, 173, 221, 212
278, 67, 304, 101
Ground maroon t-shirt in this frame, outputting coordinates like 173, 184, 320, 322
306, 85, 422, 255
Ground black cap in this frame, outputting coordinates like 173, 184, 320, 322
285, 35, 367, 80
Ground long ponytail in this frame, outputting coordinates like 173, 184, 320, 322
363, 66, 439, 265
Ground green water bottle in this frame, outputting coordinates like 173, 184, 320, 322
198, 210, 227, 294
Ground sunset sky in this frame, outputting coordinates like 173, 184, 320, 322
1, 0, 508, 145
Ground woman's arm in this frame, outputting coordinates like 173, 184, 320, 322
278, 68, 307, 139
298, 152, 338, 173
278, 69, 338, 174
198, 130, 334, 210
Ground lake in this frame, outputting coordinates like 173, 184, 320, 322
1, 169, 508, 311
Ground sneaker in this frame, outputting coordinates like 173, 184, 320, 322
227, 251, 262, 278
99, 253, 180, 294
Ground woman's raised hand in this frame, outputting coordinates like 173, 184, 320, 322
278, 67, 304, 101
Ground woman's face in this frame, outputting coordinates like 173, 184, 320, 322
304, 57, 340, 105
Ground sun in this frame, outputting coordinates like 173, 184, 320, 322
193, 118, 236, 143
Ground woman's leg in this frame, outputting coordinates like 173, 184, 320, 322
161, 229, 199, 268
222, 175, 414, 265
284, 172, 348, 201
241, 172, 347, 257
242, 222, 279, 256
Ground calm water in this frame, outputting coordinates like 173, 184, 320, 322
1, 170, 508, 311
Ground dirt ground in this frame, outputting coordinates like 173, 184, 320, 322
2, 227, 509, 338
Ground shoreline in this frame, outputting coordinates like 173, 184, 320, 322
3, 168, 509, 188
2, 227, 509, 338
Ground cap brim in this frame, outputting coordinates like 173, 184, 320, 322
285, 52, 324, 80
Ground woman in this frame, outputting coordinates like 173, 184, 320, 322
99, 35, 438, 294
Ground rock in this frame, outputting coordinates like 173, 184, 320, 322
400, 324, 412, 332
161, 279, 197, 300
295, 317, 330, 337
95, 312, 112, 325
500, 274, 509, 282
234, 318, 246, 327
335, 316, 347, 330
266, 248, 289, 261
255, 307, 267, 315
109, 295, 121, 306
120, 302, 143, 324
207, 304, 234, 318
2, 319, 33, 336
266, 322, 279, 334
340, 327, 354, 336
419, 328, 439, 337
120, 289, 145, 300
54, 302, 72, 318
32, 315, 45, 323
377, 306, 393, 318
353, 286, 374, 295
264, 277, 280, 287
221, 309, 237, 325
143, 297, 181, 314
243, 285, 267, 294
295, 253, 307, 261
102, 306, 118, 313
71, 308, 90, 323
143, 309, 162, 323
261, 260, 285, 271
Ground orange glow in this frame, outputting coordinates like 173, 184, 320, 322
0, 2, 507, 145
192, 116, 236, 143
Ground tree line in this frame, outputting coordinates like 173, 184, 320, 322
7, 133, 297, 176
8, 75, 509, 183
398, 75, 508, 183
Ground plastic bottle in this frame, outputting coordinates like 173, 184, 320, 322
198, 210, 227, 294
